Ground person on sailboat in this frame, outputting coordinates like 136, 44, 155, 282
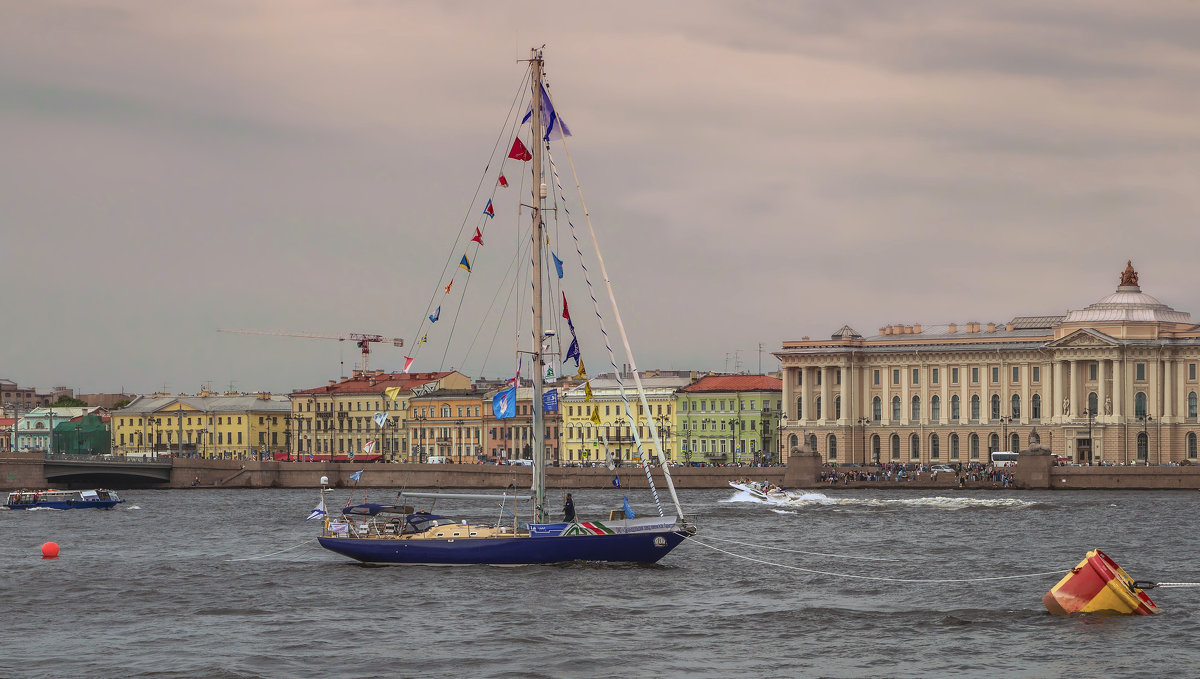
563, 493, 576, 523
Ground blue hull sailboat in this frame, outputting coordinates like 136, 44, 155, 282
315, 48, 694, 565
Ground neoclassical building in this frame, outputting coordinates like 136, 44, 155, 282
776, 263, 1200, 466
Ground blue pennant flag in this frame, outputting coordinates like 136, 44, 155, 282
429, 306, 441, 323
612, 475, 621, 488
349, 470, 364, 483
492, 385, 517, 419
305, 499, 327, 521
622, 497, 635, 519
565, 337, 580, 366
522, 84, 572, 141
552, 252, 564, 279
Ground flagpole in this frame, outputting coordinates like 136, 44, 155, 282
529, 48, 547, 524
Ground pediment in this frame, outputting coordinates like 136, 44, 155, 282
154, 399, 201, 413
1048, 328, 1119, 348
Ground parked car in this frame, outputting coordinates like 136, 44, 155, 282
931, 465, 956, 474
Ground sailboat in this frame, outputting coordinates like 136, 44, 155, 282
315, 48, 695, 565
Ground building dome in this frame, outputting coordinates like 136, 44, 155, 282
1062, 262, 1192, 324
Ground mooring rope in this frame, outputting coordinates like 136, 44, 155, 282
227, 539, 315, 561
1151, 582, 1200, 588
680, 534, 1068, 583
694, 534, 900, 562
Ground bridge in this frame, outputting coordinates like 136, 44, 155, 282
42, 454, 173, 488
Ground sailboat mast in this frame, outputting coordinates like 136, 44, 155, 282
529, 48, 547, 523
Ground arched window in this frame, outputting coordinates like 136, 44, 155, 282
789, 434, 798, 450
1135, 392, 1147, 418
931, 395, 941, 422
950, 433, 960, 459
892, 396, 901, 422
816, 396, 822, 420
991, 394, 1001, 419
951, 395, 961, 421
1088, 392, 1098, 416
989, 433, 1000, 452
1032, 394, 1042, 420
827, 435, 838, 460
872, 396, 882, 421
910, 433, 920, 459
441, 405, 451, 417
1188, 432, 1197, 459
834, 396, 842, 420
871, 434, 881, 463
796, 397, 803, 420
1010, 433, 1019, 452
1011, 394, 1021, 419
911, 395, 921, 422
809, 434, 818, 452
930, 433, 940, 459
969, 433, 980, 459
891, 434, 900, 460
971, 395, 980, 420
1189, 392, 1198, 420
1137, 432, 1148, 460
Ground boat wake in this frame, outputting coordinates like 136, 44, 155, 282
727, 490, 1036, 510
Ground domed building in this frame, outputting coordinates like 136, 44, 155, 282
776, 262, 1200, 465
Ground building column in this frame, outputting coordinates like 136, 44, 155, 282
837, 363, 846, 424
960, 364, 969, 423
820, 367, 831, 424
1113, 357, 1124, 419
1098, 359, 1109, 421
901, 366, 911, 425
783, 366, 795, 422
940, 363, 950, 425
1069, 359, 1080, 419
1052, 359, 1064, 424
1021, 362, 1031, 425
1164, 358, 1175, 420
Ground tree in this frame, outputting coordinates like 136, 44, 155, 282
112, 399, 132, 409
50, 396, 87, 407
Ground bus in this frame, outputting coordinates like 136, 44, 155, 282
990, 451, 1019, 467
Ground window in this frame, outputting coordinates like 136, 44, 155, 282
1010, 433, 1019, 452
971, 367, 979, 383
809, 434, 818, 452
872, 396, 881, 421
816, 371, 822, 386
931, 395, 941, 421
796, 397, 803, 419
1189, 432, 1197, 459
911, 395, 921, 421
1011, 394, 1021, 419
1033, 366, 1040, 382
834, 396, 841, 419
1136, 363, 1146, 381
836, 369, 842, 385
1190, 392, 1198, 420
1137, 432, 1148, 460
892, 369, 900, 385
1011, 366, 1019, 383
1192, 364, 1197, 381
891, 396, 901, 422
971, 395, 980, 420
951, 367, 959, 384
991, 394, 1000, 419
989, 433, 999, 452
1089, 363, 1097, 381
932, 368, 939, 384
873, 369, 880, 386
991, 367, 999, 383
827, 435, 837, 460
1135, 392, 1147, 418
910, 433, 920, 459
1032, 394, 1042, 419
1088, 392, 1098, 416
816, 397, 823, 420
891, 434, 900, 460
950, 433, 960, 459
951, 395, 960, 421
970, 433, 980, 459
912, 368, 919, 385
871, 434, 881, 463
930, 433, 940, 459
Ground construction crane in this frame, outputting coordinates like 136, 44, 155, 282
218, 328, 404, 372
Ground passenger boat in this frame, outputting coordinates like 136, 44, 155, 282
6, 489, 125, 510
1042, 549, 1160, 615
316, 48, 695, 565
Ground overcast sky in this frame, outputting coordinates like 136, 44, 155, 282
3, 1, 1199, 396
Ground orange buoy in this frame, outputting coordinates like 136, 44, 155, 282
41, 542, 59, 559
1043, 549, 1159, 615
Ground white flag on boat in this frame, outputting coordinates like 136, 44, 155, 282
306, 499, 327, 521
373, 412, 388, 428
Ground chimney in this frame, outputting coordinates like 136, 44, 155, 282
947, 323, 957, 334
986, 322, 996, 333
328, 380, 336, 387
913, 324, 922, 333
1005, 322, 1014, 332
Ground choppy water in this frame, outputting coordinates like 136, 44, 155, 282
4, 487, 1200, 678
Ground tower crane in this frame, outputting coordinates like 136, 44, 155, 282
217, 328, 404, 372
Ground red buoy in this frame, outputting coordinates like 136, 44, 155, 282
41, 542, 59, 559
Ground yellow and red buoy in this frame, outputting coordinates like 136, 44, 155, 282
1043, 549, 1159, 615
41, 541, 60, 559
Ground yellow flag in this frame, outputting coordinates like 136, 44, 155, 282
590, 407, 601, 425
384, 386, 402, 402
584, 382, 594, 402
576, 360, 587, 379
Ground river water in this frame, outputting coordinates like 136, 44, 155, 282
4, 486, 1200, 678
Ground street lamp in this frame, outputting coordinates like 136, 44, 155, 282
653, 413, 671, 466
857, 416, 870, 466
412, 412, 427, 463
1138, 413, 1153, 463
728, 417, 742, 466
998, 416, 1012, 451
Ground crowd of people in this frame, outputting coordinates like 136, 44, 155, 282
818, 462, 1015, 487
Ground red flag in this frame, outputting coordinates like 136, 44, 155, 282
471, 227, 484, 245
403, 356, 414, 373
498, 174, 508, 188
562, 292, 570, 320
508, 138, 532, 162
445, 280, 453, 294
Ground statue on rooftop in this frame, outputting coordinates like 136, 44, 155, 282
1120, 260, 1138, 287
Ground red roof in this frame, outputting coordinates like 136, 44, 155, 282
681, 375, 782, 393
291, 372, 456, 396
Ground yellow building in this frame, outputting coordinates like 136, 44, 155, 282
111, 392, 291, 458
560, 375, 689, 465
289, 370, 469, 461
